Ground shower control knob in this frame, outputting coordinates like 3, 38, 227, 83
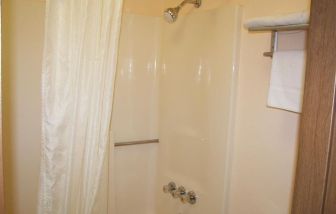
181, 191, 197, 205
163, 182, 176, 194
172, 186, 186, 198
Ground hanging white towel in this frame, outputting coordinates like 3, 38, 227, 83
244, 11, 309, 29
267, 51, 306, 113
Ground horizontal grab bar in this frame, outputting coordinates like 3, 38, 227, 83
114, 139, 159, 147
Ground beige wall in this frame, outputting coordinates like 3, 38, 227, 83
227, 0, 310, 214
124, 0, 228, 17
3, 0, 45, 213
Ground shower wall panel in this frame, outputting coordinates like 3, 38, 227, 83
157, 4, 241, 214
112, 14, 161, 214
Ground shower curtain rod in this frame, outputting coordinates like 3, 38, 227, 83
114, 139, 159, 147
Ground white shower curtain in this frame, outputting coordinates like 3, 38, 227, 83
38, 0, 123, 213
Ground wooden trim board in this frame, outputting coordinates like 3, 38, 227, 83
291, 0, 336, 213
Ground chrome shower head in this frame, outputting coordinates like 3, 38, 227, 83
163, 0, 202, 23
164, 7, 181, 23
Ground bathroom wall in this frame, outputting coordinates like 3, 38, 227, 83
2, 0, 45, 213
123, 0, 162, 16
112, 13, 161, 214
226, 0, 310, 213
157, 4, 241, 214
124, 0, 226, 16
2, 1, 311, 214
163, 0, 227, 15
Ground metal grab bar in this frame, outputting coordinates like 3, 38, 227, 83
114, 139, 159, 147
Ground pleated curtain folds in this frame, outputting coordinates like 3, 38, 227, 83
38, 0, 123, 213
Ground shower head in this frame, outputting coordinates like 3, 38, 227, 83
163, 0, 202, 23
164, 7, 181, 23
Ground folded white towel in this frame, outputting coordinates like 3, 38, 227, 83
244, 11, 309, 29
267, 50, 306, 113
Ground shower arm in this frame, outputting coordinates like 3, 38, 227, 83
178, 0, 201, 8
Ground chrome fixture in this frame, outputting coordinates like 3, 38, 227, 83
172, 186, 186, 198
163, 182, 177, 194
114, 139, 159, 147
164, 0, 202, 23
163, 182, 197, 205
181, 191, 197, 205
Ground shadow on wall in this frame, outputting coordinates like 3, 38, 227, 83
3, 0, 16, 212
2, 0, 46, 213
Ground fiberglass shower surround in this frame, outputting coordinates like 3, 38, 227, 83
113, 3, 242, 214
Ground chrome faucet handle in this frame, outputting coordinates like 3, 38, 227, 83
172, 186, 186, 198
181, 191, 197, 205
163, 182, 176, 194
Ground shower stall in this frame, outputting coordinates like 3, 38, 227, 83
112, 1, 241, 213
